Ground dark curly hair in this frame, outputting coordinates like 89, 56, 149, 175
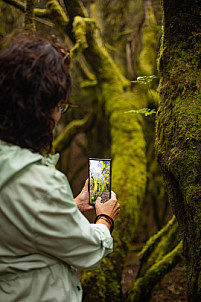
0, 34, 72, 153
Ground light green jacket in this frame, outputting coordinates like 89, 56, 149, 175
0, 140, 113, 302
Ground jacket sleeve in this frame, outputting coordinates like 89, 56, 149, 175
32, 167, 113, 270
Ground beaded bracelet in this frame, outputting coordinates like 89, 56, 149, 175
94, 214, 114, 234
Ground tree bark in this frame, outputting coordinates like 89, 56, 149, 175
155, 0, 201, 301
24, 0, 35, 31
0, 0, 4, 45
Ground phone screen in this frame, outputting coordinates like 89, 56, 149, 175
89, 158, 112, 206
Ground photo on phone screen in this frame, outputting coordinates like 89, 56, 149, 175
89, 158, 111, 206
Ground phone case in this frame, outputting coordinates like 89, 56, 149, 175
88, 158, 112, 206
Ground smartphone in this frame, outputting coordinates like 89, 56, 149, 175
89, 158, 112, 206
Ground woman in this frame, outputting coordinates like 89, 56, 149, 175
0, 34, 120, 302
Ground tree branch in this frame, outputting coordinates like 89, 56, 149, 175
137, 216, 179, 278
3, 0, 50, 17
63, 0, 87, 19
138, 216, 177, 264
72, 15, 129, 88
69, 160, 87, 183
46, 0, 69, 31
3, 0, 69, 32
71, 16, 88, 57
53, 111, 95, 153
128, 241, 183, 302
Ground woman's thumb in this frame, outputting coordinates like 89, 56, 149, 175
95, 197, 102, 205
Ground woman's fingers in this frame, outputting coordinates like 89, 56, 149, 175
95, 197, 102, 205
94, 191, 120, 221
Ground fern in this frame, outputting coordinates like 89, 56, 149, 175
125, 108, 156, 116
131, 75, 157, 85
126, 75, 157, 116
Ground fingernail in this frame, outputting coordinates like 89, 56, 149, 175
98, 197, 102, 200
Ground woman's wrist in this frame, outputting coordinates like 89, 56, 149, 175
96, 217, 111, 231
94, 214, 114, 234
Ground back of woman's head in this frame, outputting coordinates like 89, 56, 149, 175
0, 34, 72, 153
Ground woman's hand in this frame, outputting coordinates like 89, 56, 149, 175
95, 191, 120, 222
74, 179, 94, 213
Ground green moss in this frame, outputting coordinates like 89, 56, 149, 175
46, 0, 69, 31
72, 16, 89, 57
82, 257, 122, 302
79, 17, 129, 88
24, 0, 36, 31
81, 90, 147, 297
128, 241, 183, 302
138, 216, 177, 262
138, 5, 159, 76
143, 218, 179, 273
64, 0, 88, 19
70, 6, 161, 299
72, 16, 147, 300
53, 112, 94, 153
155, 2, 201, 299
72, 15, 148, 242
57, 3, 159, 300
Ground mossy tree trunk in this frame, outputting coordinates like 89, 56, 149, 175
66, 1, 161, 300
155, 0, 201, 301
70, 13, 147, 302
